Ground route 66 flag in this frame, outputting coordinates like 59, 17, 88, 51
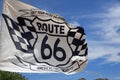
0, 0, 88, 74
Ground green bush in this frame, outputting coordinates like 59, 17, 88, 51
0, 71, 27, 80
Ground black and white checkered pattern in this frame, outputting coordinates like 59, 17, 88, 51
4, 14, 37, 53
67, 27, 88, 56
17, 17, 37, 48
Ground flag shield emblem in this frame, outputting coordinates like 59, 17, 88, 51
0, 0, 88, 74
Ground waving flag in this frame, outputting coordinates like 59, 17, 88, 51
0, 0, 88, 74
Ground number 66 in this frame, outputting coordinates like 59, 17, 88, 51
41, 35, 66, 61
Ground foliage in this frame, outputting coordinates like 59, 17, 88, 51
0, 71, 27, 80
95, 78, 109, 80
79, 78, 86, 80
78, 78, 109, 80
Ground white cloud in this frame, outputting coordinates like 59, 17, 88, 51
88, 41, 120, 63
115, 76, 120, 80
70, 4, 120, 63
105, 5, 120, 18
87, 5, 120, 63
69, 21, 81, 27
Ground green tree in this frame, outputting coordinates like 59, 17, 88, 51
95, 78, 109, 80
0, 71, 27, 80
79, 78, 86, 80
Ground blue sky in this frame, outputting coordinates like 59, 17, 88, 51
1, 0, 120, 80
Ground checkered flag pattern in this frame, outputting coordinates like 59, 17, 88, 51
67, 27, 88, 56
3, 14, 37, 53
17, 17, 37, 48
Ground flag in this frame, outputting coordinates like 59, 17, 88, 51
0, 0, 88, 74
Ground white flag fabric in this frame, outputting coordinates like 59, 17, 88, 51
0, 0, 88, 74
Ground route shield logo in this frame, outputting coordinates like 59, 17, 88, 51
2, 10, 88, 74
